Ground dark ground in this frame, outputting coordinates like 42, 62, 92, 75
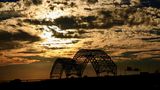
0, 73, 160, 89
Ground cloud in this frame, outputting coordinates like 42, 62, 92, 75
0, 56, 39, 66
0, 10, 23, 21
23, 0, 42, 7
17, 56, 57, 63
31, 0, 42, 5
0, 41, 23, 50
0, 29, 40, 42
18, 49, 45, 54
0, 29, 41, 50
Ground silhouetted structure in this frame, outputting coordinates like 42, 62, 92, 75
73, 49, 117, 76
50, 49, 117, 79
50, 58, 77, 79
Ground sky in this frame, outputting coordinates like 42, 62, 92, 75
0, 0, 160, 81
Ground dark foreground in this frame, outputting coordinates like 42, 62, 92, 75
0, 73, 160, 89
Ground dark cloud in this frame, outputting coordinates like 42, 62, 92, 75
0, 30, 40, 50
18, 51, 44, 54
0, 30, 40, 42
0, 41, 23, 50
54, 16, 78, 29
0, 3, 3, 8
140, 0, 160, 8
52, 7, 160, 29
0, 10, 23, 21
49, 29, 85, 39
32, 0, 42, 5
149, 29, 160, 35
87, 0, 98, 4
54, 16, 97, 29
23, 19, 54, 25
141, 37, 160, 42
120, 49, 160, 58
23, 0, 42, 6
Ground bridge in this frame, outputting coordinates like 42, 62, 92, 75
50, 49, 117, 79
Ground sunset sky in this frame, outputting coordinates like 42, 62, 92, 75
0, 0, 160, 81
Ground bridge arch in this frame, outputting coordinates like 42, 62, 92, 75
50, 49, 117, 79
50, 58, 77, 79
73, 49, 117, 76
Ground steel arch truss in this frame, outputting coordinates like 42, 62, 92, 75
50, 49, 117, 79
73, 49, 117, 76
50, 58, 78, 79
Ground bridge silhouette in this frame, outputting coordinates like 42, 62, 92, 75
50, 49, 117, 79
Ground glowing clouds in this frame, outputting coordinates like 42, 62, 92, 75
42, 10, 67, 20
0, 55, 39, 66
39, 26, 53, 40
38, 26, 73, 49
